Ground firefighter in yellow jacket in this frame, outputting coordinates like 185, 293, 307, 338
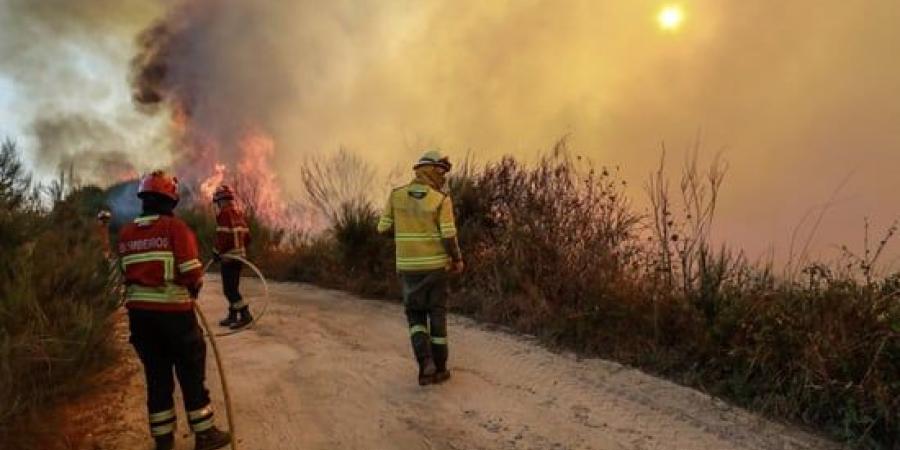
377, 150, 464, 386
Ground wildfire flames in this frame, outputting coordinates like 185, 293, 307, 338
199, 162, 226, 201
131, 3, 293, 228
175, 111, 290, 226
234, 131, 285, 224
195, 130, 288, 227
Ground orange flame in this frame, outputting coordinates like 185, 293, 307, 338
168, 100, 302, 229
189, 129, 299, 229
234, 130, 286, 226
200, 163, 227, 201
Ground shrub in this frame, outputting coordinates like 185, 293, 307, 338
0, 140, 120, 444
258, 142, 898, 448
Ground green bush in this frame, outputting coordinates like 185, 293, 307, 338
0, 140, 120, 443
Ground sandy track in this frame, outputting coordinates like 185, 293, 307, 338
97, 276, 838, 450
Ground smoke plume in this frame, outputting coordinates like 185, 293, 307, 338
2, 0, 900, 257
31, 114, 140, 185
0, 0, 167, 184
130, 1, 298, 223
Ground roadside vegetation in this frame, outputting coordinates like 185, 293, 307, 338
0, 139, 120, 447
245, 141, 898, 449
2, 135, 896, 448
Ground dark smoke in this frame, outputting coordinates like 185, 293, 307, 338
129, 0, 293, 184
131, 22, 170, 107
32, 114, 139, 185
3, 0, 900, 257
0, 0, 165, 183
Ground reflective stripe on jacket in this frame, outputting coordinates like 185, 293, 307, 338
378, 182, 458, 272
215, 206, 250, 258
118, 215, 203, 312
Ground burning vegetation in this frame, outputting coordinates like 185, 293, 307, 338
129, 1, 290, 227
1, 1, 897, 447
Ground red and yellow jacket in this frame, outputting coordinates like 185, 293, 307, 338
118, 215, 204, 312
214, 206, 251, 258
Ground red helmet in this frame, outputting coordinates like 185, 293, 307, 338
212, 184, 235, 203
137, 170, 179, 202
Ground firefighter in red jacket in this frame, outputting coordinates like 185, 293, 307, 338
212, 184, 253, 329
118, 171, 231, 450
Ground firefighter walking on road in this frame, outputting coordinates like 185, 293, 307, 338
212, 184, 253, 329
118, 171, 231, 450
377, 150, 465, 386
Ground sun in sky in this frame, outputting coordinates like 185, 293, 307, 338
657, 4, 685, 31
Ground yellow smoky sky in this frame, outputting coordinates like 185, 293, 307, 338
3, 0, 900, 263
260, 1, 900, 263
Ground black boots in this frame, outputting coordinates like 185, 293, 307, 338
154, 425, 231, 450
433, 370, 451, 384
154, 434, 175, 450
221, 307, 252, 329
229, 307, 253, 330
218, 310, 237, 327
194, 426, 232, 450
418, 359, 437, 386
418, 359, 451, 385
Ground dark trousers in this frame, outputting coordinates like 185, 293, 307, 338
221, 260, 245, 310
128, 309, 215, 436
401, 272, 449, 373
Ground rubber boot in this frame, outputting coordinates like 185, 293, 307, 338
418, 358, 437, 386
218, 310, 237, 327
433, 370, 451, 384
194, 426, 232, 450
229, 307, 253, 330
154, 433, 175, 450
433, 346, 450, 384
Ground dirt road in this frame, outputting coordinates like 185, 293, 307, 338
98, 276, 837, 450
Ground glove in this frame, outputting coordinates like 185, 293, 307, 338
188, 282, 202, 300
212, 252, 222, 263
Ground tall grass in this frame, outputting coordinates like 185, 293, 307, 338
250, 140, 898, 448
0, 139, 120, 446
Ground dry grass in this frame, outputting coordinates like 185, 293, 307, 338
243, 140, 898, 448
76, 137, 896, 448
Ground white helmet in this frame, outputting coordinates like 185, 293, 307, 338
413, 150, 452, 172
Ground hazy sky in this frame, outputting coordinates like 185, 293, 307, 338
1, 0, 899, 264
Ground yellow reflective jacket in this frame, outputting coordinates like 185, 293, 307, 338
378, 181, 458, 272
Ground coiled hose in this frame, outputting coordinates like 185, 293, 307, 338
200, 255, 271, 337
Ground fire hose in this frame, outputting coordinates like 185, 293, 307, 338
200, 255, 271, 337
193, 254, 270, 450
194, 306, 239, 450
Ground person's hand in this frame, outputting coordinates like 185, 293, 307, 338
212, 252, 222, 263
450, 260, 465, 274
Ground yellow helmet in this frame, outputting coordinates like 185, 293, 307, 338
413, 150, 452, 172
